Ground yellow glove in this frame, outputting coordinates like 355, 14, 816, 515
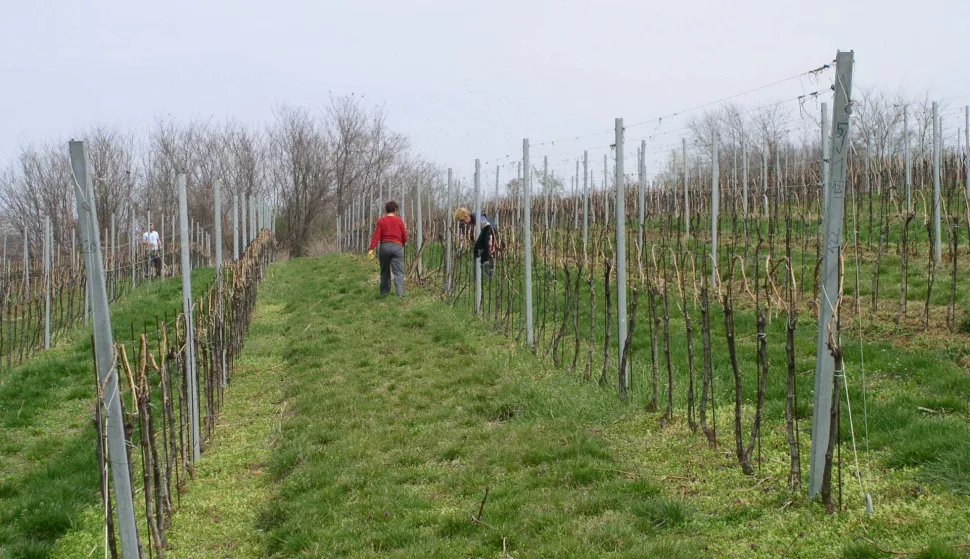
368, 249, 375, 260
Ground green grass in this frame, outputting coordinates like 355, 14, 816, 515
427, 227, 970, 496
157, 254, 969, 558
12, 250, 968, 557
160, 255, 701, 557
148, 271, 287, 558
0, 269, 214, 559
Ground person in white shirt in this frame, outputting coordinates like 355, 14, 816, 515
142, 224, 161, 277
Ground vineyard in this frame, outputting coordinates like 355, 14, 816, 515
334, 53, 970, 547
0, 220, 216, 370
3, 48, 970, 558
0, 137, 276, 558
90, 232, 273, 557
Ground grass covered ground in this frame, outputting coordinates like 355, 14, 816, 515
157, 273, 288, 557
161, 254, 970, 558
432, 229, 970, 502
0, 269, 213, 559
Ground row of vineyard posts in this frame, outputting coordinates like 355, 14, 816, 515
341, 51, 970, 513
0, 207, 219, 370
69, 138, 277, 559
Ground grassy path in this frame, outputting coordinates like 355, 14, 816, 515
167, 256, 697, 558
162, 255, 970, 558
160, 267, 288, 558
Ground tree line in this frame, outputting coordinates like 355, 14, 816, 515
0, 94, 443, 259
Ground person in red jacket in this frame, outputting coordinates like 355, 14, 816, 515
368, 200, 408, 297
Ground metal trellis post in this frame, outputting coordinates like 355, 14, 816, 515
233, 193, 239, 260
933, 101, 942, 266
474, 159, 482, 316
638, 140, 646, 273
821, 102, 830, 209
446, 169, 454, 294
178, 174, 201, 462
583, 150, 589, 255
417, 178, 423, 278
904, 106, 912, 213
523, 139, 534, 347
69, 140, 141, 559
44, 216, 51, 349
711, 131, 720, 287
683, 138, 690, 238
809, 50, 855, 499
742, 136, 749, 217
615, 118, 628, 388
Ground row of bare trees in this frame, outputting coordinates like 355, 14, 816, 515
0, 94, 440, 259
2, 86, 964, 262
672, 89, 962, 190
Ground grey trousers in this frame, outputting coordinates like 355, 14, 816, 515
476, 249, 494, 280
379, 242, 405, 297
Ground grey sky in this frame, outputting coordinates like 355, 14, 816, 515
3, 0, 969, 186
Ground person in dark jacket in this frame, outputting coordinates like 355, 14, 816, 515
368, 201, 407, 297
454, 207, 495, 280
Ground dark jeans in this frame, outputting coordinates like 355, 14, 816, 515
379, 242, 405, 297
150, 250, 162, 277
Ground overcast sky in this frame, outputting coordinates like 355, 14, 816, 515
3, 0, 969, 185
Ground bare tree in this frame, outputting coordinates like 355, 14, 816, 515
88, 126, 137, 235
0, 142, 74, 251
269, 105, 330, 256
0, 95, 449, 259
328, 95, 371, 218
